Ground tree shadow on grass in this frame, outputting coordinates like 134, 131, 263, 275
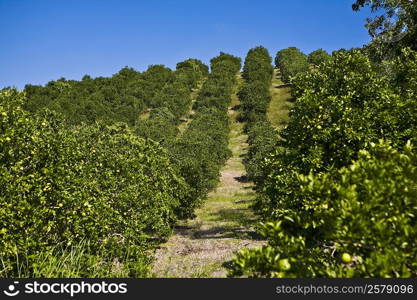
276, 83, 292, 89
191, 226, 263, 240
287, 96, 296, 103
189, 207, 263, 241
234, 199, 252, 204
278, 120, 287, 127
231, 104, 241, 111
173, 202, 263, 241
234, 175, 249, 183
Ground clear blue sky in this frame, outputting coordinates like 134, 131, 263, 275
0, 0, 372, 89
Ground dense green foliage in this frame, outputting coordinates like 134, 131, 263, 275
134, 58, 208, 147
24, 65, 169, 126
177, 58, 209, 84
275, 47, 309, 83
23, 59, 208, 130
194, 53, 241, 112
239, 46, 273, 125
285, 50, 415, 173
227, 46, 417, 277
245, 121, 278, 184
135, 108, 179, 147
308, 49, 332, 66
0, 89, 192, 277
133, 61, 206, 146
228, 141, 417, 277
170, 53, 241, 218
237, 46, 277, 184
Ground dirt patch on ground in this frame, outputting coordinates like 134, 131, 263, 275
151, 158, 265, 277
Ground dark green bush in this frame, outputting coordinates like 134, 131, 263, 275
22, 59, 208, 128
237, 46, 276, 187
170, 53, 240, 217
308, 49, 332, 66
238, 81, 271, 124
0, 89, 189, 276
254, 50, 417, 218
228, 141, 417, 277
245, 121, 279, 184
176, 58, 209, 87
238, 47, 273, 127
242, 46, 273, 83
275, 47, 309, 83
23, 65, 167, 126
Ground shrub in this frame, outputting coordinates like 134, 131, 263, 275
176, 58, 209, 87
275, 47, 309, 83
308, 49, 332, 66
245, 121, 279, 184
227, 48, 417, 279
0, 89, 189, 276
237, 46, 276, 187
170, 53, 240, 217
242, 46, 273, 83
238, 81, 271, 124
227, 141, 417, 278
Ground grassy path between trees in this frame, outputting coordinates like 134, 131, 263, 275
267, 69, 292, 129
151, 74, 265, 277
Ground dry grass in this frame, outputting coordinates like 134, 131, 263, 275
267, 69, 292, 129
152, 74, 265, 278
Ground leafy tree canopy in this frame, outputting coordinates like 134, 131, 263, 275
308, 49, 332, 66
275, 47, 309, 83
353, 0, 417, 59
